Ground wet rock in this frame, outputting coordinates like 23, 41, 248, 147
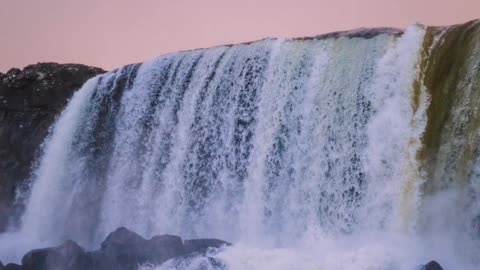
50, 240, 91, 270
98, 227, 187, 270
422, 260, 443, 270
146, 234, 186, 263
3, 263, 22, 270
21, 240, 88, 270
184, 239, 231, 254
101, 227, 146, 250
98, 227, 148, 270
0, 63, 105, 232
8, 227, 230, 270
21, 248, 62, 270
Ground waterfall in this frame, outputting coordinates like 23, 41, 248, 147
1, 21, 480, 270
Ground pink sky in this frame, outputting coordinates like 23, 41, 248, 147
1, 0, 479, 72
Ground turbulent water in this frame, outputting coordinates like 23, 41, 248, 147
1, 21, 480, 269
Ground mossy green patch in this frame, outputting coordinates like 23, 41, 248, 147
418, 20, 480, 192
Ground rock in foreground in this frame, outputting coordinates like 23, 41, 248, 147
16, 227, 230, 270
422, 260, 443, 270
3, 263, 22, 270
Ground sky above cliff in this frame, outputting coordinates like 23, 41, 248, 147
1, 0, 479, 72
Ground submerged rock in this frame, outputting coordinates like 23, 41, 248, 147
8, 227, 229, 270
0, 63, 105, 232
422, 260, 443, 270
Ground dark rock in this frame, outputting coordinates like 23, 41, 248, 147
98, 227, 187, 270
146, 234, 186, 263
3, 263, 22, 270
100, 227, 146, 250
184, 239, 231, 254
0, 260, 3, 269
98, 227, 147, 270
96, 227, 228, 270
0, 63, 105, 232
21, 240, 89, 270
21, 248, 62, 270
422, 260, 443, 270
52, 240, 91, 270
5, 227, 230, 270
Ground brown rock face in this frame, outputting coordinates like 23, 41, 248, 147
0, 63, 105, 232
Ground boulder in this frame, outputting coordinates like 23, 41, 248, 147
88, 227, 227, 270
422, 260, 443, 270
21, 240, 88, 270
3, 264, 22, 270
97, 227, 148, 270
0, 63, 105, 232
98, 227, 187, 270
145, 234, 186, 263
2, 227, 230, 270
21, 248, 62, 270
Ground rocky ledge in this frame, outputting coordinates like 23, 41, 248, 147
0, 226, 444, 270
0, 63, 105, 232
0, 225, 441, 270
421, 261, 443, 270
0, 227, 229, 270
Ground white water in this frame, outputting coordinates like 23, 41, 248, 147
1, 25, 480, 269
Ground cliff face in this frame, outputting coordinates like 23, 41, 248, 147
0, 63, 105, 231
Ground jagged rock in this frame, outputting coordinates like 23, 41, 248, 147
0, 63, 105, 232
0, 260, 3, 269
101, 227, 146, 250
97, 227, 149, 270
21, 248, 62, 270
21, 240, 88, 270
95, 228, 228, 270
146, 234, 186, 263
98, 227, 187, 270
12, 227, 230, 270
422, 260, 443, 270
3, 263, 22, 270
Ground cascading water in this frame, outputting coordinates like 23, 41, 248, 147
1, 20, 480, 270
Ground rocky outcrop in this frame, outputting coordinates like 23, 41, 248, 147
422, 260, 443, 270
10, 227, 230, 270
22, 240, 88, 270
0, 63, 105, 231
3, 264, 22, 270
93, 227, 188, 270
